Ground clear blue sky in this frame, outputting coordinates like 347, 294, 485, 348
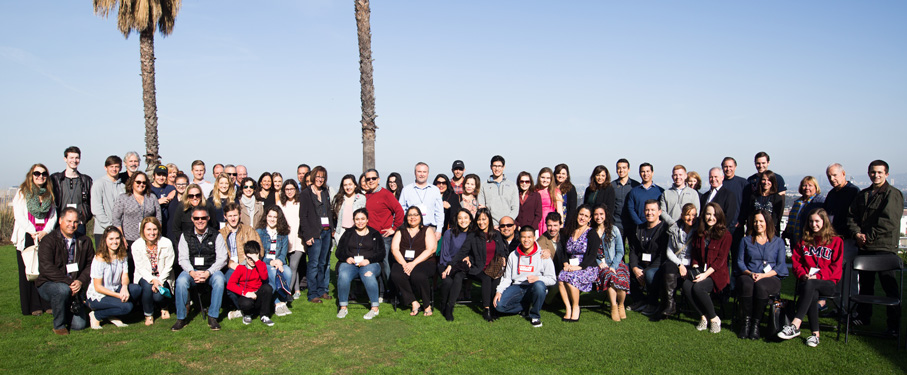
2, 1, 905, 190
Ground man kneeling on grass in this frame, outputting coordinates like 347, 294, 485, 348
493, 225, 556, 327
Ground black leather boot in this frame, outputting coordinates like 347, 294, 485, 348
749, 317, 762, 340
750, 298, 767, 340
662, 274, 678, 317
738, 316, 752, 339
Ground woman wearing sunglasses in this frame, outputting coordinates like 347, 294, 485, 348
238, 177, 264, 227
112, 171, 162, 250
168, 183, 217, 246
12, 164, 57, 316
514, 172, 542, 230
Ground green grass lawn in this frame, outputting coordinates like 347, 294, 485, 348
1, 245, 905, 374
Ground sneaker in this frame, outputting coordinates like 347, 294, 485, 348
171, 319, 187, 332
696, 318, 708, 331
242, 315, 252, 325
363, 309, 379, 320
293, 291, 302, 300
777, 324, 800, 340
261, 316, 275, 327
531, 318, 543, 328
709, 319, 721, 334
275, 304, 288, 317
227, 310, 242, 320
207, 316, 221, 331
806, 335, 820, 347
283, 305, 293, 315
337, 309, 349, 319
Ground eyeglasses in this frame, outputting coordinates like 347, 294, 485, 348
32, 171, 48, 177
187, 193, 202, 199
284, 187, 296, 192
365, 177, 379, 182
499, 223, 515, 228
134, 180, 147, 185
191, 216, 209, 221
406, 213, 421, 217
226, 173, 237, 176
518, 180, 531, 184
491, 164, 504, 169
243, 185, 255, 190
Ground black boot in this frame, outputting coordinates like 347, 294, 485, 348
750, 298, 767, 340
749, 317, 762, 340
483, 308, 494, 322
738, 316, 752, 339
662, 274, 678, 317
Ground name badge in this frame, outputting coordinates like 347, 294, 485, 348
681, 259, 690, 266
219, 222, 226, 229
763, 264, 773, 274
809, 267, 820, 276
194, 257, 205, 266
266, 253, 276, 260
518, 265, 534, 273
404, 250, 415, 260
568, 258, 580, 266
416, 203, 428, 215
66, 204, 77, 209
321, 217, 330, 226
35, 218, 45, 225
642, 253, 652, 262
354, 256, 364, 264
230, 256, 238, 263
270, 241, 277, 251
66, 263, 79, 273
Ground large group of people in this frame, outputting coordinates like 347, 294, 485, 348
11, 147, 904, 347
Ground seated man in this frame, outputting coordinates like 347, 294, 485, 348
628, 200, 669, 316
36, 208, 94, 335
493, 225, 556, 327
172, 206, 228, 331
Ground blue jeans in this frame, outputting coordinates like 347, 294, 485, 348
268, 263, 294, 303
337, 263, 381, 307
37, 282, 87, 331
87, 284, 142, 320
306, 230, 332, 300
175, 270, 226, 320
495, 281, 548, 319
138, 279, 171, 316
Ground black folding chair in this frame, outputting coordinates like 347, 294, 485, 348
845, 254, 904, 349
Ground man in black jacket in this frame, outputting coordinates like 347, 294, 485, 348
50, 146, 93, 237
628, 200, 669, 316
36, 208, 94, 335
701, 167, 738, 229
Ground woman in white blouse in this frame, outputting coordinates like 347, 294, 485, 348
131, 217, 175, 325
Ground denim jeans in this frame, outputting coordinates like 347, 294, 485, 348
87, 284, 142, 320
175, 270, 226, 320
306, 230, 332, 300
337, 263, 381, 307
37, 282, 87, 330
138, 279, 171, 316
381, 236, 393, 293
495, 281, 548, 319
268, 263, 294, 303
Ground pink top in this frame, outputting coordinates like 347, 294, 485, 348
341, 196, 355, 229
538, 189, 554, 233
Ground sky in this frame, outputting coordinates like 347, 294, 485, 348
1, 1, 905, 190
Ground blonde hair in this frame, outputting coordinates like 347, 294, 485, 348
210, 173, 236, 208
798, 176, 821, 196
140, 217, 162, 244
181, 184, 206, 212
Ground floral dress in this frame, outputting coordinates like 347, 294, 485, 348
557, 229, 601, 292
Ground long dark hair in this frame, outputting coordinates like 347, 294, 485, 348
800, 208, 838, 247
387, 172, 403, 200
746, 209, 777, 243
554, 163, 574, 193
591, 205, 614, 244
332, 174, 362, 217
256, 172, 273, 196
256, 206, 291, 235
517, 171, 535, 194
473, 208, 495, 241
280, 179, 299, 205
450, 208, 475, 237
564, 204, 593, 238
758, 170, 779, 196
697, 202, 728, 240
587, 165, 611, 192
433, 174, 454, 200
96, 226, 128, 263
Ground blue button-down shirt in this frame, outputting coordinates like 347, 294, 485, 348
399, 183, 445, 227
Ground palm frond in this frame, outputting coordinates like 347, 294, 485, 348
93, 0, 181, 38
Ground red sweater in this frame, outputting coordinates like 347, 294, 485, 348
690, 230, 731, 293
792, 236, 843, 283
226, 260, 268, 295
365, 187, 404, 232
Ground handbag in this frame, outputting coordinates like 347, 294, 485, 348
158, 281, 173, 299
21, 245, 40, 281
768, 298, 793, 339
484, 256, 506, 279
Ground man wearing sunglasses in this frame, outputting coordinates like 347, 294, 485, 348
498, 216, 520, 252
50, 146, 93, 237
172, 206, 229, 331
477, 155, 519, 228
363, 168, 405, 298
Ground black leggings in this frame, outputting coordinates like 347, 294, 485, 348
737, 275, 781, 299
391, 259, 437, 308
682, 277, 716, 319
235, 283, 274, 318
794, 279, 835, 333
440, 271, 500, 309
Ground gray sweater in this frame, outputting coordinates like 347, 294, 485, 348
478, 174, 520, 226
112, 193, 162, 241
496, 243, 556, 294
659, 185, 700, 226
90, 176, 125, 235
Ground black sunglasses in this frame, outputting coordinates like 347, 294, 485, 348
499, 223, 515, 228
191, 216, 209, 221
187, 193, 202, 199
243, 185, 255, 189
134, 180, 147, 185
365, 177, 379, 182
226, 173, 237, 177
434, 180, 447, 185
32, 171, 48, 177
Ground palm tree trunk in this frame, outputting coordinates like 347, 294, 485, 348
356, 0, 377, 172
140, 28, 161, 172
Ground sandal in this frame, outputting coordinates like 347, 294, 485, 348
145, 316, 154, 326
161, 310, 170, 320
423, 306, 433, 317
410, 303, 421, 316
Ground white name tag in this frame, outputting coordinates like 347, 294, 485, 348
266, 253, 276, 260
270, 242, 277, 251
809, 267, 820, 276
568, 258, 580, 266
230, 256, 238, 263
66, 204, 77, 209
35, 218, 45, 225
66, 263, 79, 273
194, 257, 205, 266
354, 256, 364, 264
763, 264, 773, 274
219, 222, 226, 229
642, 253, 652, 262
416, 203, 428, 215
682, 258, 690, 266
404, 250, 415, 260
321, 217, 330, 226
518, 265, 534, 273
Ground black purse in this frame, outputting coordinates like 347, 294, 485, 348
689, 265, 703, 279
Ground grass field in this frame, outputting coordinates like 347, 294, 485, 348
1, 245, 905, 374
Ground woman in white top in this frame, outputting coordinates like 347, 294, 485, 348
87, 226, 142, 329
332, 174, 367, 243
12, 164, 57, 315
278, 179, 305, 300
131, 217, 174, 325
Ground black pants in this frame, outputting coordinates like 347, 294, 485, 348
737, 275, 781, 299
391, 259, 437, 307
234, 283, 274, 318
795, 279, 836, 332
682, 277, 717, 319
856, 251, 902, 329
18, 236, 51, 315
440, 271, 500, 310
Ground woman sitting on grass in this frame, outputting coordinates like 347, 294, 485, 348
681, 202, 731, 333
777, 208, 843, 347
131, 217, 175, 325
556, 204, 602, 322
335, 208, 385, 320
87, 226, 142, 329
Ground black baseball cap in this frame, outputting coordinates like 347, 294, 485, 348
451, 160, 465, 171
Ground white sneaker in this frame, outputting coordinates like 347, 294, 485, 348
227, 310, 242, 320
242, 315, 252, 325
293, 291, 302, 300
275, 303, 287, 317
261, 316, 275, 327
806, 335, 820, 347
696, 318, 708, 331
283, 305, 292, 315
337, 309, 349, 319
777, 324, 800, 340
363, 309, 379, 320
709, 318, 721, 334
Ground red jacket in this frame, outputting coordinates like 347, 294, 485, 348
792, 236, 843, 283
365, 187, 404, 232
690, 230, 731, 293
226, 260, 268, 295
